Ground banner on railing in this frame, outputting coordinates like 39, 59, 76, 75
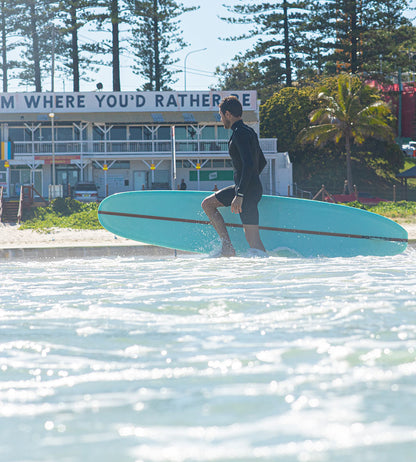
35, 155, 80, 165
0, 91, 257, 114
0, 141, 12, 160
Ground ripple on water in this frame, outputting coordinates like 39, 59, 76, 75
0, 252, 416, 461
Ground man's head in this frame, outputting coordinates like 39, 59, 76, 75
219, 96, 242, 129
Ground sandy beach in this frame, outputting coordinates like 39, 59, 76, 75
0, 218, 415, 250
0, 224, 143, 249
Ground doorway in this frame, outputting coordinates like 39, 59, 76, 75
56, 165, 80, 197
133, 170, 149, 190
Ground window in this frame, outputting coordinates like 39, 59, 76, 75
174, 126, 200, 142
201, 126, 215, 140
8, 127, 35, 142
156, 126, 170, 140
186, 126, 197, 140
73, 125, 88, 140
110, 126, 127, 140
8, 128, 25, 142
129, 126, 152, 140
56, 127, 74, 141
218, 126, 232, 140
41, 127, 52, 141
175, 126, 187, 140
93, 125, 105, 140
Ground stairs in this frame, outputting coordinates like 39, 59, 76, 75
1, 201, 19, 223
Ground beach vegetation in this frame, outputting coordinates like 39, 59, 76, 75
260, 74, 407, 201
20, 198, 102, 231
297, 75, 395, 195
347, 200, 416, 219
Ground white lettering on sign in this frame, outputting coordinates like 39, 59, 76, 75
2, 91, 257, 114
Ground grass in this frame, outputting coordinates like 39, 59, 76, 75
20, 197, 102, 231
347, 200, 416, 219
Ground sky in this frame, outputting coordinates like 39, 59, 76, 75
54, 0, 259, 93
10, 0, 416, 93
113, 0, 256, 93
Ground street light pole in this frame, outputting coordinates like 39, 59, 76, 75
49, 112, 56, 191
51, 26, 55, 92
184, 48, 207, 91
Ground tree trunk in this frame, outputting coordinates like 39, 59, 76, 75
30, 3, 41, 92
70, 3, 80, 92
153, 0, 160, 91
349, 0, 358, 73
345, 135, 354, 195
111, 0, 120, 91
1, 1, 7, 92
283, 1, 292, 86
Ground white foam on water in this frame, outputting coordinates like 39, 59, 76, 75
1, 251, 416, 461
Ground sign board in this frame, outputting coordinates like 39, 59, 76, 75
35, 155, 80, 165
189, 170, 233, 182
0, 91, 257, 114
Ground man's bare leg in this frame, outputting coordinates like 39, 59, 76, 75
201, 195, 236, 256
243, 225, 266, 252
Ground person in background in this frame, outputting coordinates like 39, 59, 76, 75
180, 179, 187, 190
201, 96, 267, 257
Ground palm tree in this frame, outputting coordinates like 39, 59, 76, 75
298, 75, 395, 194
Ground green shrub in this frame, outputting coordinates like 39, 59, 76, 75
344, 201, 368, 210
51, 197, 82, 216
370, 201, 416, 218
345, 200, 416, 218
20, 200, 102, 231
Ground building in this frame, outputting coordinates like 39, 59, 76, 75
367, 79, 416, 141
0, 90, 292, 199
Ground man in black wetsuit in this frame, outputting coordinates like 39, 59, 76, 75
202, 96, 267, 256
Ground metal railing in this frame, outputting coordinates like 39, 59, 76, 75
294, 183, 313, 199
12, 138, 277, 157
17, 185, 24, 224
17, 184, 49, 224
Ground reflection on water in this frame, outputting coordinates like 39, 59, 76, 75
1, 250, 416, 462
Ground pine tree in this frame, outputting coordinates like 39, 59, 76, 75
55, 0, 95, 92
15, 0, 57, 92
220, 1, 310, 87
215, 57, 285, 101
0, 0, 20, 92
360, 0, 415, 81
85, 0, 125, 91
316, 0, 414, 78
126, 0, 198, 91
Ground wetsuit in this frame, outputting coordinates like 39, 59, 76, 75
215, 119, 267, 225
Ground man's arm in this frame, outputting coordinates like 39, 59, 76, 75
258, 145, 267, 174
233, 128, 254, 197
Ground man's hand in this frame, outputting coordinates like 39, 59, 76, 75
231, 195, 243, 214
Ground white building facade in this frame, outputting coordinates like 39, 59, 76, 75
0, 90, 292, 198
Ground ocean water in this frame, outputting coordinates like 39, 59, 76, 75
1, 250, 416, 462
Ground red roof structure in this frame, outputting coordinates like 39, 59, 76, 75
367, 80, 416, 139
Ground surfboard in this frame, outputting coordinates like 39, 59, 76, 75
97, 190, 408, 258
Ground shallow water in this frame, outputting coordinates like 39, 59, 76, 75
1, 250, 416, 462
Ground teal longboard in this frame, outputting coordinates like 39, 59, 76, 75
98, 190, 408, 257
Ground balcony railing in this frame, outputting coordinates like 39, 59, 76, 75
13, 138, 277, 157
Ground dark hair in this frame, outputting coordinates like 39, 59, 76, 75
219, 96, 243, 117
